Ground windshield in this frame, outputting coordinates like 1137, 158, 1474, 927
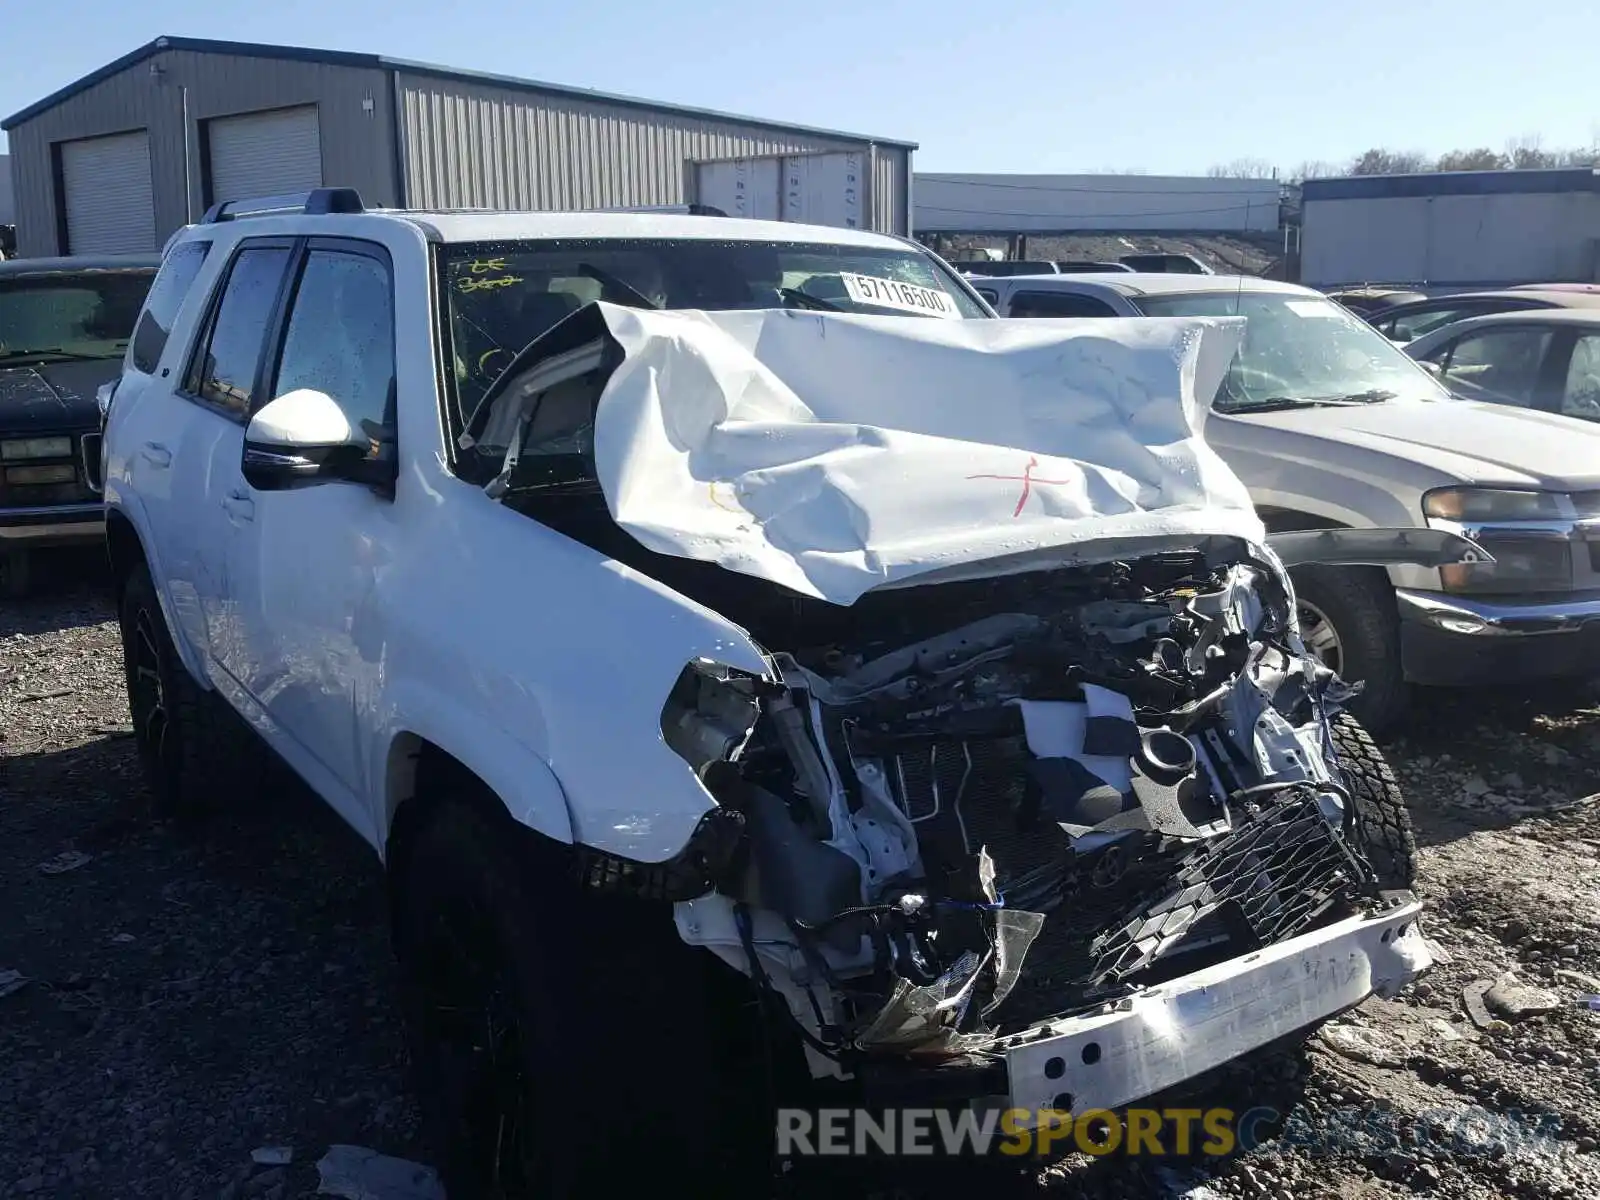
1133, 290, 1448, 413
0, 270, 154, 363
441, 238, 986, 421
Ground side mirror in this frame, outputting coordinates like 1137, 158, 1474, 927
242, 389, 390, 492
1418, 359, 1444, 379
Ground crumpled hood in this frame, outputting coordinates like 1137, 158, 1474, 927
1222, 397, 1600, 490
0, 358, 116, 434
586, 304, 1262, 605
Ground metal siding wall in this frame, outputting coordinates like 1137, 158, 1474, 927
1302, 192, 1600, 287
5, 49, 395, 256
0, 154, 15, 226
873, 146, 910, 236
913, 174, 1282, 234
395, 72, 871, 216
1301, 197, 1431, 287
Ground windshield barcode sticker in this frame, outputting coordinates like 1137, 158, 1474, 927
840, 273, 962, 318
1284, 300, 1342, 317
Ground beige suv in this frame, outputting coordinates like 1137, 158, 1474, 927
976, 271, 1600, 732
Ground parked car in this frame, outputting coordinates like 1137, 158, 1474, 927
957, 259, 1060, 276
1509, 282, 1600, 294
104, 189, 1439, 1193
1402, 308, 1600, 420
0, 253, 159, 595
1120, 252, 1213, 274
1367, 288, 1600, 346
977, 271, 1600, 731
1325, 286, 1427, 317
1055, 260, 1133, 273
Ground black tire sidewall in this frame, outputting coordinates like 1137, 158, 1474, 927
1290, 564, 1408, 733
117, 563, 186, 808
391, 800, 761, 1197
1326, 712, 1418, 890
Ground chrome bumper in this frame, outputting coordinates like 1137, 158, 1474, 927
0, 503, 105, 545
1396, 588, 1600, 636
1004, 894, 1429, 1124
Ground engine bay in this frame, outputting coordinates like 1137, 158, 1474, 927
658, 542, 1384, 1072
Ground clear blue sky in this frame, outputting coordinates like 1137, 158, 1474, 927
3, 0, 1596, 174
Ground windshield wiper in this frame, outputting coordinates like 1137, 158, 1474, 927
1227, 391, 1393, 413
575, 263, 661, 310
777, 288, 842, 313
1311, 389, 1396, 404
0, 347, 113, 364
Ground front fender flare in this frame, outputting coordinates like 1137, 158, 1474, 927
377, 683, 575, 857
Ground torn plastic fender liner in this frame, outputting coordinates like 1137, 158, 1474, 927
1266, 527, 1492, 570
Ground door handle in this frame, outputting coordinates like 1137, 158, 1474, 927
140, 441, 172, 469
223, 487, 255, 523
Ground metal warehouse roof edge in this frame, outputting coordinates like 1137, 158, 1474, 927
1, 35, 919, 152
1302, 168, 1600, 202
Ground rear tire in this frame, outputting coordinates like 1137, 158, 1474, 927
1327, 711, 1417, 889
389, 792, 776, 1199
1290, 564, 1409, 735
116, 560, 259, 817
1, 550, 31, 599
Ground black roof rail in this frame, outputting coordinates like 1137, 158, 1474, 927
589, 203, 728, 217
199, 187, 367, 224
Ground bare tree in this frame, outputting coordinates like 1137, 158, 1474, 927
1437, 147, 1509, 171
1206, 157, 1278, 180
1348, 148, 1434, 175
1289, 160, 1343, 183
1505, 135, 1558, 169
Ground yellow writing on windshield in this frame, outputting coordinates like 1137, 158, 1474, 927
457, 274, 524, 294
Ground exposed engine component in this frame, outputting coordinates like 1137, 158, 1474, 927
661, 542, 1382, 1067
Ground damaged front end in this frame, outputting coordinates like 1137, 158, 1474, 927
662, 538, 1431, 1106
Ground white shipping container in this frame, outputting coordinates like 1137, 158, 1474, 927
1299, 170, 1600, 290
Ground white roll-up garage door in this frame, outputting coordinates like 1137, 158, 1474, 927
60, 131, 156, 254
207, 106, 323, 206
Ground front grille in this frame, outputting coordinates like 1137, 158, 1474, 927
987, 790, 1367, 1029
1463, 532, 1572, 593
0, 432, 96, 508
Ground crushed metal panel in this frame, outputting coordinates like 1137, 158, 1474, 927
579, 304, 1261, 604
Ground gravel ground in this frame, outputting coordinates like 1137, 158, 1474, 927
3, 551, 1599, 1199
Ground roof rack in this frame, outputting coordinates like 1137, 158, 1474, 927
199, 187, 367, 224
590, 203, 729, 217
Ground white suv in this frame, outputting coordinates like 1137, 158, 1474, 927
105, 191, 1444, 1194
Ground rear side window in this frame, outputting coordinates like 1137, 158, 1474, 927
128, 242, 210, 374
183, 244, 292, 421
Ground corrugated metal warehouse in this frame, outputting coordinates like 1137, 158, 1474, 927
914, 173, 1282, 234
1, 35, 915, 257
1300, 168, 1600, 289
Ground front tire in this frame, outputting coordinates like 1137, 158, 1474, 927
117, 560, 257, 817
1327, 712, 1417, 889
389, 793, 775, 1199
1291, 564, 1409, 734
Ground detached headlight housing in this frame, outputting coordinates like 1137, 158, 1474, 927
1, 436, 73, 461
1422, 487, 1573, 595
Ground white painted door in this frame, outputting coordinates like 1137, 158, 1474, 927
222, 239, 398, 840
207, 106, 322, 205
61, 132, 156, 254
